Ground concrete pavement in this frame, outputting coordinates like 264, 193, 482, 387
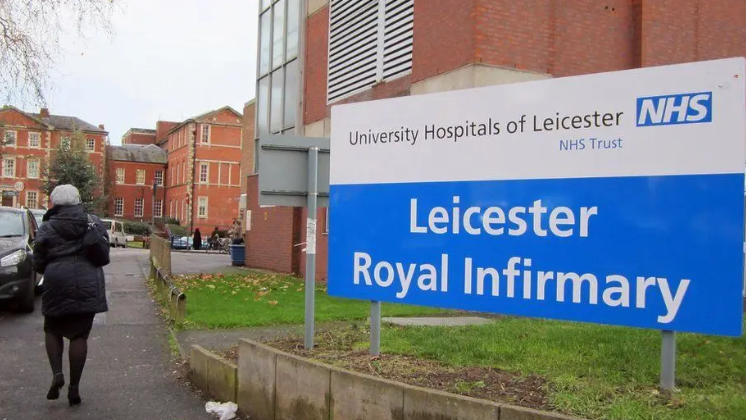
0, 248, 211, 420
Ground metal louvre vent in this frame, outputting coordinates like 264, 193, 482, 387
327, 0, 379, 103
327, 0, 414, 104
382, 0, 413, 80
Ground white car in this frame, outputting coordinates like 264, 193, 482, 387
101, 219, 128, 247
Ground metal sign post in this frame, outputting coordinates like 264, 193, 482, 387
256, 135, 330, 350
370, 301, 381, 356
304, 147, 319, 349
660, 330, 676, 391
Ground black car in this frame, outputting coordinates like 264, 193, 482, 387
0, 206, 40, 313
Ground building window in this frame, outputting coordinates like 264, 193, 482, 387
61, 137, 71, 149
326, 0, 414, 103
116, 168, 125, 184
28, 132, 41, 148
3, 158, 15, 178
198, 197, 208, 218
325, 208, 329, 233
170, 200, 174, 218
86, 138, 95, 152
27, 160, 39, 179
136, 169, 145, 185
26, 191, 38, 209
201, 125, 210, 144
176, 164, 180, 185
182, 161, 187, 184
3, 130, 17, 147
256, 0, 300, 137
134, 198, 144, 218
154, 199, 163, 218
200, 163, 209, 183
155, 170, 163, 186
114, 198, 124, 216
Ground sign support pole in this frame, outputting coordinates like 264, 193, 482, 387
304, 147, 319, 350
660, 330, 676, 391
370, 301, 381, 356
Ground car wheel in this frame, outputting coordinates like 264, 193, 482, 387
18, 278, 35, 313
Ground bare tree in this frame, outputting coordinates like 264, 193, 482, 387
0, 0, 116, 106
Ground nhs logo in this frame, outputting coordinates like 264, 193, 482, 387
636, 92, 712, 127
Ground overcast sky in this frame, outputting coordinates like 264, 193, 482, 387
44, 0, 258, 145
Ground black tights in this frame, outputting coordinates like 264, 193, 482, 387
45, 333, 88, 387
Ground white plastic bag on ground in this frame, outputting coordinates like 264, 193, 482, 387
205, 401, 238, 420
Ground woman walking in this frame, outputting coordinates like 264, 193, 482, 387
33, 185, 110, 406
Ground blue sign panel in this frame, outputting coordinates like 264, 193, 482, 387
328, 58, 746, 337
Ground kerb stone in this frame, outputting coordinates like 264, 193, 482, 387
402, 384, 500, 420
275, 353, 331, 420
331, 368, 404, 420
237, 339, 276, 420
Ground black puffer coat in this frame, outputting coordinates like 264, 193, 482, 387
34, 204, 109, 317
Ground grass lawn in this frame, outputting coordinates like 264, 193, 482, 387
127, 241, 144, 249
377, 317, 746, 420
170, 271, 450, 329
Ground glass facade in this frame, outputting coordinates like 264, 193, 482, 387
256, 0, 301, 145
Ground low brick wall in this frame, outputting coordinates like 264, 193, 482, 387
235, 338, 586, 420
189, 345, 237, 403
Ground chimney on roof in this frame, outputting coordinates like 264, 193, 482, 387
98, 124, 105, 130
40, 108, 50, 118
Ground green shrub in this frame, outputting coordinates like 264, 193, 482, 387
155, 217, 179, 226
124, 221, 152, 236
167, 224, 187, 237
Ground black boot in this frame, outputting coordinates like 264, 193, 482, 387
67, 385, 81, 406
46, 373, 64, 400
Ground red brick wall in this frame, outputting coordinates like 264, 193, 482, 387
192, 111, 243, 232
156, 121, 179, 143
109, 161, 166, 220
298, 207, 329, 282
123, 132, 156, 145
304, 5, 330, 125
244, 175, 299, 275
412, 0, 477, 83
641, 0, 746, 67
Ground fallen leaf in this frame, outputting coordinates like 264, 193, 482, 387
268, 300, 278, 306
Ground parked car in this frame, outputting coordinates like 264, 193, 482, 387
0, 206, 41, 313
101, 219, 127, 247
29, 208, 45, 227
170, 236, 192, 250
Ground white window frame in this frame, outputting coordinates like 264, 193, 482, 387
28, 132, 41, 148
326, 0, 414, 104
198, 196, 208, 218
27, 159, 40, 179
154, 199, 163, 218
134, 198, 144, 218
170, 200, 174, 218
200, 163, 209, 184
26, 191, 38, 209
114, 198, 124, 217
325, 207, 329, 233
116, 168, 125, 184
3, 157, 16, 178
86, 138, 95, 152
3, 130, 17, 147
155, 170, 164, 186
201, 124, 210, 144
136, 169, 146, 185
61, 137, 71, 150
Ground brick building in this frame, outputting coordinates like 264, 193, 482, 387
107, 144, 167, 221
0, 106, 107, 209
244, 0, 746, 281
159, 106, 245, 233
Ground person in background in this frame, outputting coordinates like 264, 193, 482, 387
33, 185, 109, 407
193, 228, 202, 251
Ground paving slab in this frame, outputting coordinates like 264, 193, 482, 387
0, 248, 210, 420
